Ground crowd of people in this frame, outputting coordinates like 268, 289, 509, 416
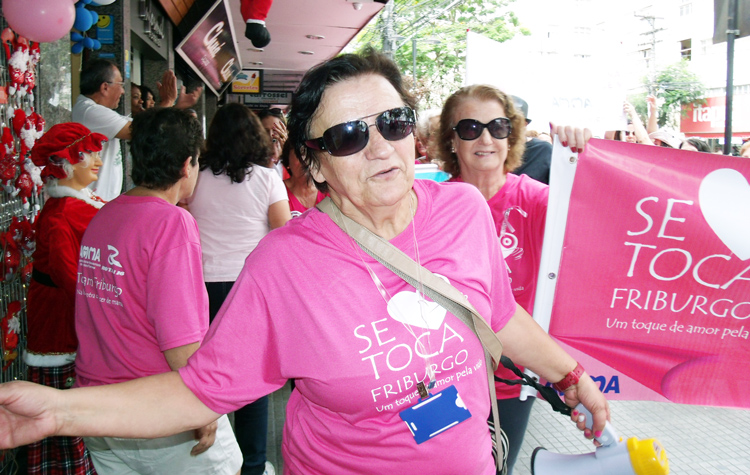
4, 43, 746, 475
601, 94, 738, 155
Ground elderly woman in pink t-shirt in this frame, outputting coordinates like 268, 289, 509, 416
435, 84, 558, 475
0, 49, 607, 475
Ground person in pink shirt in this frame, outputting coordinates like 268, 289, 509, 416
435, 84, 550, 475
0, 50, 608, 475
73, 107, 241, 474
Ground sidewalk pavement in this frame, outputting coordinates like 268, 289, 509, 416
516, 399, 750, 475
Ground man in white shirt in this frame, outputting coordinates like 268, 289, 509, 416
72, 59, 202, 200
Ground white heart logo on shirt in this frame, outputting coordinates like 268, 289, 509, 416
387, 291, 447, 330
699, 168, 750, 261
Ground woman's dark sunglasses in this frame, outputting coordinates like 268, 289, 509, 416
305, 106, 416, 157
453, 117, 512, 141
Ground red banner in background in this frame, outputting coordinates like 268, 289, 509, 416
548, 139, 750, 408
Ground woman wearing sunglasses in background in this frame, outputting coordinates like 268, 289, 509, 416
435, 84, 571, 475
0, 49, 608, 475
614, 121, 637, 143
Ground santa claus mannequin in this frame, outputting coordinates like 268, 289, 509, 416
25, 123, 107, 475
241, 0, 274, 48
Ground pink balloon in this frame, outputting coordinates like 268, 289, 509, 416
3, 0, 76, 43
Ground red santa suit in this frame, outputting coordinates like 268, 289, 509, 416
25, 123, 107, 475
26, 188, 103, 361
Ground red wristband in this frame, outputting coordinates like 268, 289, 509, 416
553, 362, 584, 392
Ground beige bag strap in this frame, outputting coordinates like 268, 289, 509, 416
317, 199, 503, 365
317, 197, 506, 472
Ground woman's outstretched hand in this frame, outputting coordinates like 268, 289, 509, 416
0, 381, 60, 449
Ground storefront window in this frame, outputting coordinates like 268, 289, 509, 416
39, 37, 73, 126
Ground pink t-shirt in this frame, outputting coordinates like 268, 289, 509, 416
453, 173, 549, 398
75, 195, 208, 387
285, 185, 325, 218
180, 179, 516, 475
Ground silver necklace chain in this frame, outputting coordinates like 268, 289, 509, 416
336, 192, 437, 388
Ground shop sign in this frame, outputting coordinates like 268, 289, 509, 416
138, 0, 166, 47
242, 92, 292, 106
231, 70, 263, 94
97, 15, 115, 45
681, 95, 750, 137
175, 0, 242, 97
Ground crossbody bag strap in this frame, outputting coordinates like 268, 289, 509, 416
317, 197, 507, 472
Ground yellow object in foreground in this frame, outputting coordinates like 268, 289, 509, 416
627, 436, 670, 475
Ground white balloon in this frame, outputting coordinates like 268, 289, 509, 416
92, 0, 117, 5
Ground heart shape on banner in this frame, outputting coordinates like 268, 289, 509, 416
387, 290, 447, 330
699, 168, 750, 261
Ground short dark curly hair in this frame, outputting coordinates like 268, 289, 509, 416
200, 103, 272, 183
287, 47, 416, 193
433, 84, 526, 177
130, 107, 203, 190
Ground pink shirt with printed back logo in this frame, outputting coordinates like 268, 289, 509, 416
74, 195, 208, 387
179, 179, 516, 475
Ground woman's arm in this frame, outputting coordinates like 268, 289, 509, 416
268, 200, 292, 229
646, 95, 659, 135
0, 371, 219, 449
497, 305, 610, 439
623, 102, 653, 145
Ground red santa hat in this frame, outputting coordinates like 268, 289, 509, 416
30, 123, 107, 183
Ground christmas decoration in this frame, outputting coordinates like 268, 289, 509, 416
0, 231, 21, 282
241, 0, 274, 48
0, 127, 18, 193
3, 29, 43, 105
7, 40, 28, 98
1, 301, 21, 369
7, 216, 35, 258
15, 158, 43, 214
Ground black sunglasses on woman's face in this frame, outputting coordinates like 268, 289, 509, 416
453, 117, 512, 141
305, 107, 416, 157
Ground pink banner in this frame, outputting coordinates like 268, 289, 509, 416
549, 139, 750, 408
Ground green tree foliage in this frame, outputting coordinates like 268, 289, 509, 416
347, 0, 529, 109
630, 60, 706, 128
